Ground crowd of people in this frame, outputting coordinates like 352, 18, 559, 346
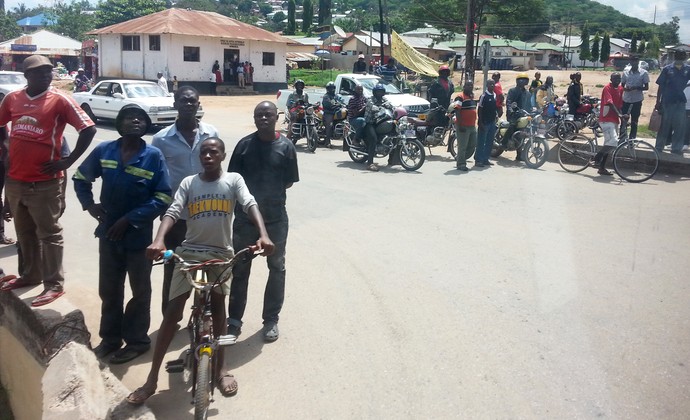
0, 55, 300, 406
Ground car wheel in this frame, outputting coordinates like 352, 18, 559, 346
81, 104, 97, 123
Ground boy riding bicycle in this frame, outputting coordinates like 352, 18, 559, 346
127, 137, 274, 405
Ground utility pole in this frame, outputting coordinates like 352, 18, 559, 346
465, 0, 475, 83
378, 0, 385, 65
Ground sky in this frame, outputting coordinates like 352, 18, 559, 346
3, 0, 689, 44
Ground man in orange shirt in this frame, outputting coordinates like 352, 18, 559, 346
0, 55, 96, 306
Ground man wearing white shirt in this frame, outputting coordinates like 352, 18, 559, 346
157, 72, 169, 95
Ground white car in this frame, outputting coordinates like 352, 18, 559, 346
73, 79, 203, 125
0, 71, 27, 102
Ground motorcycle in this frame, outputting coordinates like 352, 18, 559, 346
314, 102, 348, 145
562, 95, 601, 138
74, 79, 92, 92
344, 107, 426, 171
491, 106, 550, 169
285, 101, 319, 152
537, 98, 576, 140
404, 101, 456, 156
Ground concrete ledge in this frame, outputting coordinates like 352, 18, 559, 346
0, 290, 154, 419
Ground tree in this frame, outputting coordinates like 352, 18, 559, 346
317, 0, 330, 25
302, 0, 313, 34
95, 0, 166, 28
657, 16, 679, 45
638, 39, 646, 55
579, 22, 591, 65
259, 2, 272, 15
591, 33, 600, 69
600, 33, 611, 66
44, 1, 96, 41
646, 35, 661, 59
630, 32, 637, 53
285, 0, 296, 35
0, 10, 21, 41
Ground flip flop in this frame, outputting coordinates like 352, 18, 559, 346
217, 373, 238, 397
0, 274, 17, 284
126, 386, 156, 405
31, 290, 65, 307
0, 278, 40, 291
0, 236, 15, 245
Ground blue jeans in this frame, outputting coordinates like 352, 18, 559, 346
476, 122, 497, 163
655, 104, 686, 154
349, 117, 366, 139
98, 240, 152, 350
229, 207, 289, 326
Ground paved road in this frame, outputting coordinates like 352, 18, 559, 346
2, 95, 689, 419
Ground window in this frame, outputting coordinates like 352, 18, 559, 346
184, 46, 200, 62
93, 83, 111, 96
122, 35, 140, 51
535, 54, 544, 60
512, 52, 517, 56
262, 52, 275, 66
149, 35, 160, 51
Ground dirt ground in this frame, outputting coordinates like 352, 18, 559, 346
53, 68, 658, 125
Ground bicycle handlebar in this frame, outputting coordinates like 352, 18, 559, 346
161, 247, 260, 290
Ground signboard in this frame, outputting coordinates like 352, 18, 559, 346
11, 44, 37, 52
220, 39, 245, 47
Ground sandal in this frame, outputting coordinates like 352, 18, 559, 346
31, 290, 65, 307
217, 373, 238, 396
0, 236, 15, 245
0, 278, 41, 291
126, 386, 156, 405
0, 274, 17, 284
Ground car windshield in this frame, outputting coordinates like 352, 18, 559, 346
358, 78, 401, 94
124, 83, 168, 98
0, 74, 27, 85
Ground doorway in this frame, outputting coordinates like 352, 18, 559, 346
224, 49, 239, 84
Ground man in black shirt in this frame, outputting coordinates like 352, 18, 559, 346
227, 101, 299, 342
353, 54, 368, 74
475, 79, 499, 167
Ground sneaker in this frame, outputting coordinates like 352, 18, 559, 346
227, 323, 242, 338
367, 163, 379, 172
475, 162, 486, 167
93, 342, 122, 359
263, 323, 279, 342
598, 169, 613, 176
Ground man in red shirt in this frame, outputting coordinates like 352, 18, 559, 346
0, 55, 96, 306
492, 72, 504, 118
452, 82, 477, 171
592, 72, 627, 176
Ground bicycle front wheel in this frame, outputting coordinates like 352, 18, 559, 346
558, 134, 596, 173
612, 139, 659, 183
194, 353, 212, 420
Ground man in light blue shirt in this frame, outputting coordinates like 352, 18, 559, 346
152, 86, 219, 314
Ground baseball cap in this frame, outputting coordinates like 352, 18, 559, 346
23, 55, 53, 71
358, 54, 365, 59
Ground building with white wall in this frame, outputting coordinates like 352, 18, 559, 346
88, 8, 289, 92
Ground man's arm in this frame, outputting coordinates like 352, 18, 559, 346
42, 125, 97, 174
245, 205, 274, 256
146, 216, 176, 260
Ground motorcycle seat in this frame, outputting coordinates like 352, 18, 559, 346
406, 116, 432, 127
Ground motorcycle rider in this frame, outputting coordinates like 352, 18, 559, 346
286, 79, 309, 139
427, 65, 454, 110
74, 68, 91, 92
345, 85, 367, 151
322, 81, 345, 148
362, 83, 395, 171
503, 72, 531, 161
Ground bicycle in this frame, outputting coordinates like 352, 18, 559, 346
557, 119, 659, 183
159, 247, 259, 420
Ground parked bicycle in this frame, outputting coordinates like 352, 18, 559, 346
557, 119, 659, 183
159, 247, 259, 420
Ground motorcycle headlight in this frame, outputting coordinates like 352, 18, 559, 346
306, 107, 314, 115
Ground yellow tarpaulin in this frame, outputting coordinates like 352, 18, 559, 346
391, 31, 451, 77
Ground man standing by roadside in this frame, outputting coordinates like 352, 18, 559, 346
529, 71, 542, 108
654, 50, 690, 154
452, 82, 477, 171
236, 63, 245, 88
492, 72, 504, 118
593, 73, 627, 176
621, 55, 649, 140
73, 105, 172, 364
227, 101, 299, 343
152, 86, 219, 314
157, 72, 169, 95
475, 79, 499, 167
0, 55, 96, 306
427, 65, 454, 111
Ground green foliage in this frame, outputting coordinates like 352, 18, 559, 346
302, 0, 313, 34
44, 1, 96, 41
646, 35, 660, 58
318, 0, 331, 25
259, 2, 273, 15
657, 16, 679, 45
579, 23, 591, 63
630, 32, 637, 53
600, 33, 610, 65
95, 0, 166, 28
590, 33, 600, 68
638, 39, 645, 55
0, 10, 21, 41
287, 68, 347, 86
286, 0, 296, 35
174, 0, 218, 12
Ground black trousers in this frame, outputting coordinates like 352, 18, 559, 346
622, 101, 642, 139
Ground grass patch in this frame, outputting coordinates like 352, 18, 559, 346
636, 125, 656, 139
287, 69, 348, 88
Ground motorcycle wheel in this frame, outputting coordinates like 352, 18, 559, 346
448, 132, 458, 158
306, 126, 317, 152
399, 139, 426, 171
522, 137, 550, 169
557, 120, 578, 141
315, 120, 328, 145
490, 130, 504, 158
348, 147, 368, 163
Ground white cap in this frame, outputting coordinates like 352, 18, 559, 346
77, 68, 84, 71
358, 54, 365, 59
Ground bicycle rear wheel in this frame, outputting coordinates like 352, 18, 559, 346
558, 134, 596, 173
612, 139, 659, 183
194, 353, 212, 420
